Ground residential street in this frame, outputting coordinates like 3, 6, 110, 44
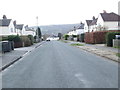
2, 41, 118, 88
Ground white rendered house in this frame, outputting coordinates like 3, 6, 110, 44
0, 15, 17, 36
97, 12, 120, 30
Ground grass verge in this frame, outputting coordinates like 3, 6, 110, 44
60, 40, 68, 43
113, 46, 120, 49
71, 43, 84, 46
116, 53, 120, 57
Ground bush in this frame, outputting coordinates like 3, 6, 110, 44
27, 35, 34, 45
72, 35, 77, 38
77, 35, 80, 41
106, 32, 120, 47
64, 34, 69, 40
20, 36, 31, 47
8, 35, 21, 42
0, 36, 8, 41
80, 33, 85, 42
7, 35, 22, 48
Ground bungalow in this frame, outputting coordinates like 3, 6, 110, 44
68, 22, 84, 35
0, 15, 17, 36
97, 11, 120, 30
23, 25, 36, 36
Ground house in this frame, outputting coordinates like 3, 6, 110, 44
84, 11, 120, 32
16, 24, 24, 35
84, 16, 98, 32
14, 21, 36, 36
13, 21, 24, 36
97, 11, 120, 30
23, 25, 36, 36
84, 20, 92, 32
0, 15, 17, 36
68, 22, 84, 35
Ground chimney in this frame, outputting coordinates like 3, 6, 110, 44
92, 16, 95, 20
13, 20, 16, 26
103, 10, 107, 13
3, 15, 7, 19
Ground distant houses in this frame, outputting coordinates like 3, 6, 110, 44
84, 11, 120, 32
67, 22, 84, 35
0, 15, 36, 36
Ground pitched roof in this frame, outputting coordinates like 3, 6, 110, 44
0, 19, 12, 26
16, 24, 24, 30
100, 12, 120, 21
90, 18, 98, 25
86, 20, 92, 26
78, 23, 84, 29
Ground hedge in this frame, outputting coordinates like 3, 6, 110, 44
8, 35, 22, 48
77, 35, 80, 41
80, 33, 85, 42
27, 35, 34, 45
106, 32, 120, 47
20, 36, 31, 47
0, 36, 8, 41
64, 34, 69, 40
85, 30, 120, 44
8, 35, 21, 42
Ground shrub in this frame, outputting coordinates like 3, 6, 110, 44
20, 36, 31, 47
106, 32, 120, 47
0, 36, 8, 41
8, 35, 21, 42
64, 34, 69, 40
72, 35, 77, 38
27, 35, 34, 45
80, 33, 85, 42
7, 35, 22, 48
77, 35, 80, 41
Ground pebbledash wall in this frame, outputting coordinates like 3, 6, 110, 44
84, 30, 120, 44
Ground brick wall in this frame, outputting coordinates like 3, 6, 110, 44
84, 30, 120, 44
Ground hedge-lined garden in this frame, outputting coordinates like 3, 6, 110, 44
106, 32, 120, 47
0, 35, 35, 48
84, 30, 120, 44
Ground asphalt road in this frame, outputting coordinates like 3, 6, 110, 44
2, 41, 118, 88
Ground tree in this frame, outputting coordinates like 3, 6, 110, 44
58, 33, 62, 39
36, 27, 42, 38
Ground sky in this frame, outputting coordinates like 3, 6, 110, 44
1, 0, 119, 26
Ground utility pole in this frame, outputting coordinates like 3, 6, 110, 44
36, 16, 40, 42
36, 16, 38, 27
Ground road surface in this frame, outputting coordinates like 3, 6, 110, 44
2, 41, 118, 88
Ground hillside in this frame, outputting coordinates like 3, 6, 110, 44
33, 23, 80, 35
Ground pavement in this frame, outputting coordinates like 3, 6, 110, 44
2, 41, 118, 88
65, 40, 119, 62
0, 41, 45, 71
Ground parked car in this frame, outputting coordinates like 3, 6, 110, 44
46, 38, 50, 41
